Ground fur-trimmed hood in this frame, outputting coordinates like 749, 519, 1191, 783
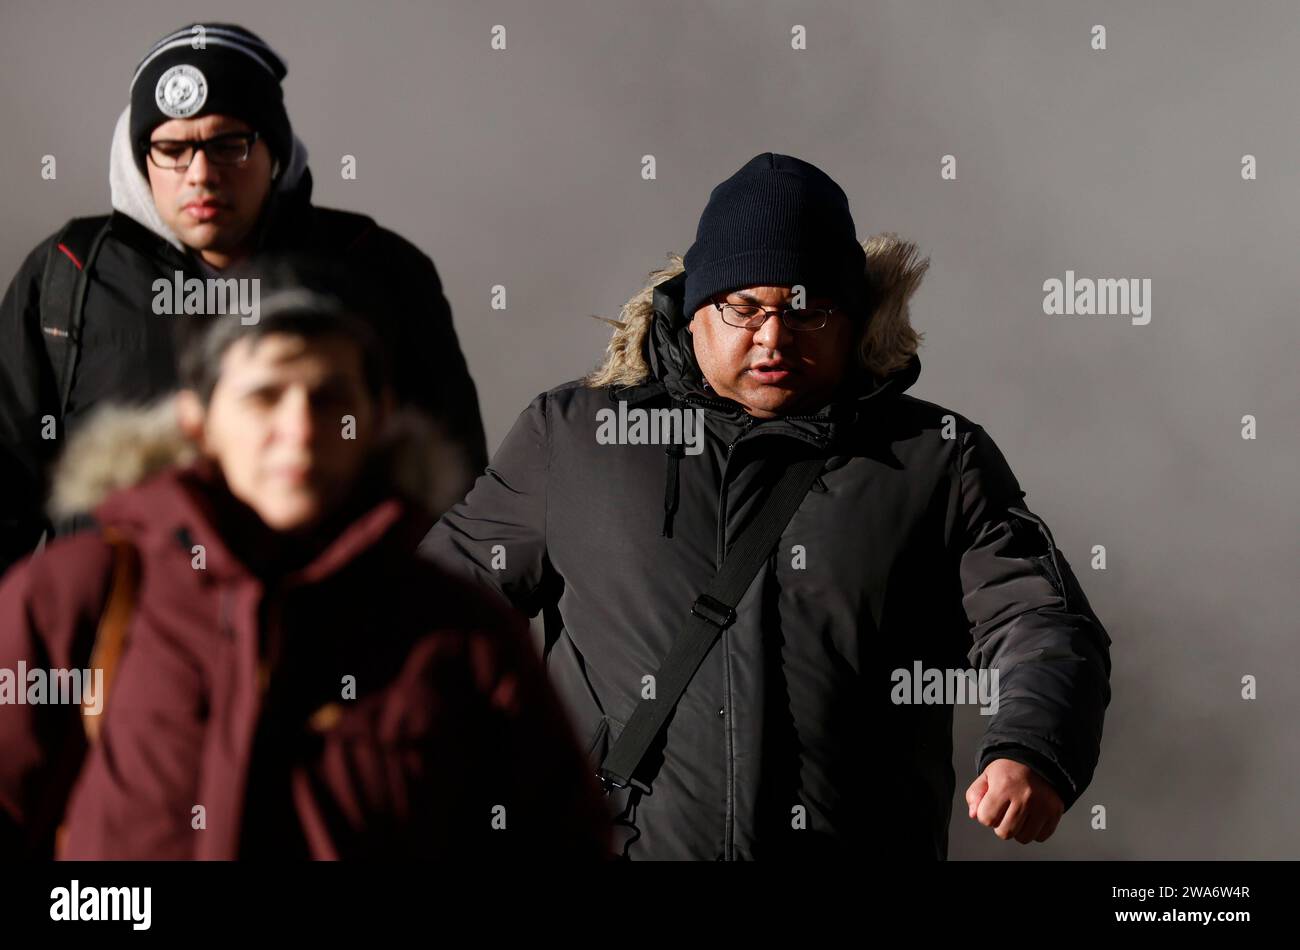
586, 232, 929, 390
48, 397, 470, 522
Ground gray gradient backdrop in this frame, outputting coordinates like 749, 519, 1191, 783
2, 1, 1296, 859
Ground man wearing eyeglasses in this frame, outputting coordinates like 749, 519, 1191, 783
421, 153, 1112, 860
0, 22, 487, 576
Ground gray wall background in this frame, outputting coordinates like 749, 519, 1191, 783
2, 0, 1296, 858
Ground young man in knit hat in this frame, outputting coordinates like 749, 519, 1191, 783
422, 153, 1112, 860
0, 23, 486, 579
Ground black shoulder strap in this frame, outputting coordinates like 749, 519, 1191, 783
39, 216, 111, 419
597, 453, 826, 794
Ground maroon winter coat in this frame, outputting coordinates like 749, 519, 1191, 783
0, 407, 609, 859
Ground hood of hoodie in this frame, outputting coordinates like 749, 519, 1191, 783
46, 398, 471, 583
585, 232, 929, 450
109, 104, 313, 254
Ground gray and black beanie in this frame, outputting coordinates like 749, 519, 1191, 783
129, 23, 291, 176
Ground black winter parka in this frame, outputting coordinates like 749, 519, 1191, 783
421, 248, 1112, 860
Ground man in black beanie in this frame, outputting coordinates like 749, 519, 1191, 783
680, 153, 874, 418
126, 23, 295, 266
0, 23, 487, 577
423, 152, 1111, 860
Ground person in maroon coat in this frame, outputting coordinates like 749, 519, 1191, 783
0, 259, 609, 860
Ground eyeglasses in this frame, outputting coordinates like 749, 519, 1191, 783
712, 297, 839, 332
147, 131, 260, 170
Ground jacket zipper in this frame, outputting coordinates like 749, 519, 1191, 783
713, 413, 759, 861
685, 395, 832, 457
682, 392, 831, 424
688, 392, 841, 860
715, 417, 756, 564
725, 418, 756, 457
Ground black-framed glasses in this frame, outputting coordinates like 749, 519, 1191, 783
147, 131, 260, 170
712, 297, 839, 332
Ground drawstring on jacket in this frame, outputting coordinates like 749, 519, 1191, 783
661, 442, 685, 538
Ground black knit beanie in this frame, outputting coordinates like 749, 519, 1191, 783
683, 153, 869, 321
129, 23, 291, 176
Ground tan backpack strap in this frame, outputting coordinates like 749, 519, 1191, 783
81, 528, 141, 743
58, 529, 140, 854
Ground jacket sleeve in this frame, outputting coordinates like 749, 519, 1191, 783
458, 600, 611, 859
954, 423, 1112, 810
0, 538, 112, 858
0, 237, 61, 581
418, 392, 558, 618
388, 238, 489, 491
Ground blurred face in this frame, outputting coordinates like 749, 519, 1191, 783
688, 286, 857, 418
146, 114, 274, 269
177, 333, 385, 532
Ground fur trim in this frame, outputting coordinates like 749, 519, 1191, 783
585, 233, 929, 389
381, 409, 474, 519
48, 397, 469, 520
48, 400, 196, 519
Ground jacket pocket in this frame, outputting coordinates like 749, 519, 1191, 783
297, 693, 430, 798
585, 717, 611, 769
1007, 506, 1076, 613
584, 714, 627, 771
583, 714, 640, 858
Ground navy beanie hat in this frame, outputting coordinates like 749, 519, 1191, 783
683, 153, 870, 322
129, 23, 291, 176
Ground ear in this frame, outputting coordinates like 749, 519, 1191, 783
175, 389, 208, 448
687, 299, 713, 335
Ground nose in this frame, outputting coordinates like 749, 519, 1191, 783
275, 387, 315, 445
184, 148, 219, 188
752, 310, 794, 350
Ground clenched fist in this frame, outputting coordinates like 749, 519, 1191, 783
965, 758, 1064, 844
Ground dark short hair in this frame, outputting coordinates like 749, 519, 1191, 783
175, 254, 389, 405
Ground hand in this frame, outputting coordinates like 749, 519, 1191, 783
965, 758, 1064, 844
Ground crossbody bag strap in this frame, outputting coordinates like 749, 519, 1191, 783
597, 454, 825, 793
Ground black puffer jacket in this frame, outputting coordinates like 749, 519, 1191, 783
421, 238, 1112, 860
0, 114, 486, 577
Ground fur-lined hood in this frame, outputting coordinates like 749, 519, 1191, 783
48, 398, 470, 522
586, 232, 929, 390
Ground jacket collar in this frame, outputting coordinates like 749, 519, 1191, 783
88, 458, 427, 588
47, 398, 470, 578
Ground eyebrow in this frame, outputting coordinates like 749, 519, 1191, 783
727, 291, 831, 307
150, 129, 252, 143
233, 369, 355, 391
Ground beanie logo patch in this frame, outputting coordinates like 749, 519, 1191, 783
155, 64, 208, 119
